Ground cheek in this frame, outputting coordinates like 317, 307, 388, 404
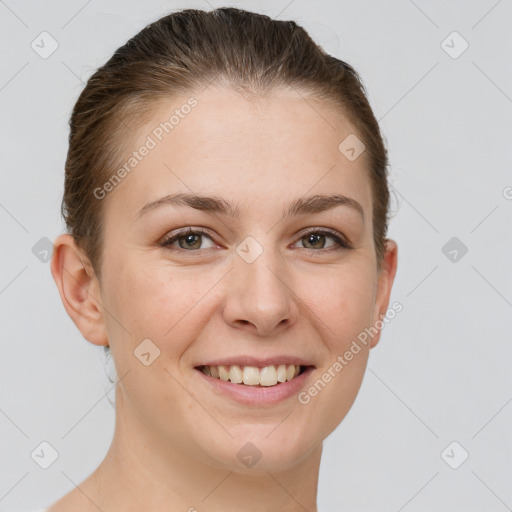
302, 262, 376, 347
101, 262, 203, 414
126, 271, 199, 342
295, 264, 375, 430
309, 348, 369, 438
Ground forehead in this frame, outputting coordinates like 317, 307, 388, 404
103, 84, 373, 225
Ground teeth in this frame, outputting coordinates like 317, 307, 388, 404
201, 364, 303, 386
259, 365, 278, 386
229, 365, 243, 384
218, 365, 230, 382
276, 364, 287, 383
242, 366, 260, 385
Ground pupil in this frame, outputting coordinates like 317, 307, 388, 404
180, 233, 200, 249
307, 233, 324, 248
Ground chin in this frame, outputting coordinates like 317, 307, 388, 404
197, 426, 318, 473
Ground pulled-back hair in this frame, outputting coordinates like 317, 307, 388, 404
62, 7, 390, 279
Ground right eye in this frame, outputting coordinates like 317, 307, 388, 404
161, 227, 217, 251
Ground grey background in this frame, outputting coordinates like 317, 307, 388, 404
1, 0, 511, 510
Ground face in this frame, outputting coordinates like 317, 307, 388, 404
82, 85, 397, 471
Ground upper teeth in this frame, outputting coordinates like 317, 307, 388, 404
201, 364, 301, 386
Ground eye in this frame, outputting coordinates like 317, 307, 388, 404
293, 228, 353, 251
160, 227, 353, 253
161, 227, 216, 251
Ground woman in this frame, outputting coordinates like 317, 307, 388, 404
49, 7, 398, 511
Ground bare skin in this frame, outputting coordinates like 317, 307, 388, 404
49, 84, 398, 511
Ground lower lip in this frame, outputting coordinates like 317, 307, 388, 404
194, 366, 315, 406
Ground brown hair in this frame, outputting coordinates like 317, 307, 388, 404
62, 7, 390, 279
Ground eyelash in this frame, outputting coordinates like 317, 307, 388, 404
160, 227, 354, 253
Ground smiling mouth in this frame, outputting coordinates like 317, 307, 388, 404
195, 364, 311, 387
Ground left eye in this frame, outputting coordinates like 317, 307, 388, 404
294, 230, 350, 250
161, 228, 352, 252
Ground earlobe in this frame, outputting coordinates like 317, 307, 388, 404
370, 239, 398, 349
50, 234, 109, 346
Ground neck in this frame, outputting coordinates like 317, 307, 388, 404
81, 390, 322, 512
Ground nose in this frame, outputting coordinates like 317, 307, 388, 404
222, 246, 300, 337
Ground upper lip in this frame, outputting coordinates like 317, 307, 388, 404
195, 356, 315, 368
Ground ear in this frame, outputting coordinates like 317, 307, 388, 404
370, 239, 398, 349
50, 234, 109, 346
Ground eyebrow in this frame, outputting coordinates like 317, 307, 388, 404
136, 192, 365, 222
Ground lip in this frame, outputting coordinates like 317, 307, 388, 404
194, 365, 315, 406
